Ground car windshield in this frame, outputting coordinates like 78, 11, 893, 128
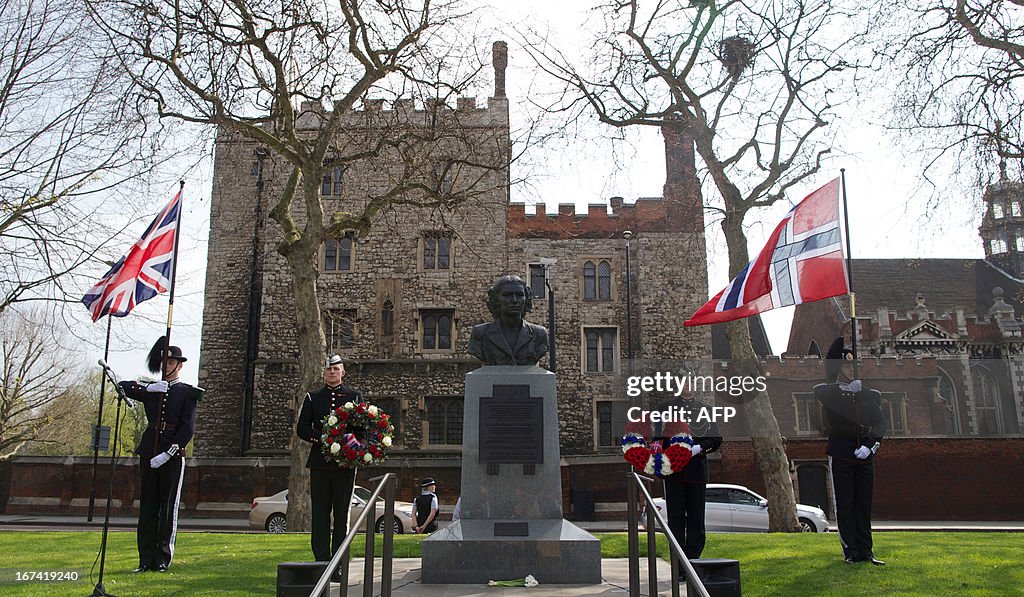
353, 487, 372, 502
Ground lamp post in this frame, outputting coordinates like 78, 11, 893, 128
623, 231, 633, 374
539, 257, 558, 372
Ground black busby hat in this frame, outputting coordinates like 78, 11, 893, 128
420, 477, 437, 488
824, 337, 854, 383
147, 336, 188, 373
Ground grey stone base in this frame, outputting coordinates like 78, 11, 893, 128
421, 519, 602, 584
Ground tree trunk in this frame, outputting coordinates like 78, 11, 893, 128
721, 213, 800, 532
282, 196, 327, 533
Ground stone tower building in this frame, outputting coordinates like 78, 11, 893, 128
196, 45, 712, 463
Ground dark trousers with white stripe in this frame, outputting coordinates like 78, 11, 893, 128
829, 456, 875, 560
137, 456, 185, 568
309, 467, 356, 562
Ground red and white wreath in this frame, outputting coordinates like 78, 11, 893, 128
320, 401, 395, 468
621, 420, 694, 477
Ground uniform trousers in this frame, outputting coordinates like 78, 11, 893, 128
137, 456, 185, 568
309, 467, 356, 561
829, 456, 875, 560
664, 478, 707, 560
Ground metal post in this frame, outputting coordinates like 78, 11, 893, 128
363, 497, 375, 597
546, 275, 556, 372
381, 476, 395, 596
627, 473, 640, 597
87, 317, 113, 522
646, 507, 658, 596
624, 231, 634, 374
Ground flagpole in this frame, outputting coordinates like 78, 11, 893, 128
86, 316, 113, 522
161, 181, 185, 379
839, 169, 858, 379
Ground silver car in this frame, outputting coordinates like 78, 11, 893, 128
640, 483, 829, 533
248, 486, 417, 534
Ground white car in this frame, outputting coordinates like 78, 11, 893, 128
249, 486, 416, 534
640, 483, 829, 533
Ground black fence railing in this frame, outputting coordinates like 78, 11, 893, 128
626, 472, 710, 597
309, 473, 396, 597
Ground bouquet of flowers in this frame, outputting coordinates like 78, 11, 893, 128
320, 401, 394, 468
488, 575, 539, 587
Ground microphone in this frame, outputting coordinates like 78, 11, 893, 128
98, 359, 134, 409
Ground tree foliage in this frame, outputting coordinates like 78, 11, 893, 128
527, 0, 864, 530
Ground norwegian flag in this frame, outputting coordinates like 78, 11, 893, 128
685, 178, 849, 326
81, 190, 181, 322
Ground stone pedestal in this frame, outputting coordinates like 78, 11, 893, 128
421, 366, 601, 584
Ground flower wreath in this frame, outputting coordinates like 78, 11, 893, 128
621, 420, 695, 477
320, 401, 395, 468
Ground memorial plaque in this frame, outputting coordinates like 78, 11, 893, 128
493, 522, 529, 537
479, 384, 544, 464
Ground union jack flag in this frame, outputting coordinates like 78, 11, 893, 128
685, 178, 849, 326
81, 190, 181, 322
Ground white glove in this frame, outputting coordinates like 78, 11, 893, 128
150, 452, 172, 469
854, 446, 871, 460
146, 380, 169, 393
689, 443, 703, 456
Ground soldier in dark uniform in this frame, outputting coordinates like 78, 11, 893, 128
119, 337, 201, 573
413, 478, 439, 534
661, 392, 723, 563
296, 355, 361, 562
815, 337, 887, 565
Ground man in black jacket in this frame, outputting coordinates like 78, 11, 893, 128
662, 392, 723, 563
815, 337, 887, 565
119, 338, 201, 573
296, 355, 361, 562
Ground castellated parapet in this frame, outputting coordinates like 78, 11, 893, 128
293, 96, 510, 131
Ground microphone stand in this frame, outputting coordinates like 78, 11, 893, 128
89, 365, 132, 597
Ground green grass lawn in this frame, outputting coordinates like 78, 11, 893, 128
0, 530, 1019, 596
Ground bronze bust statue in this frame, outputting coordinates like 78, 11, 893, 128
468, 275, 549, 366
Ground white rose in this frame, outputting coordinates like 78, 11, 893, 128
344, 402, 355, 410
330, 443, 341, 454
368, 405, 378, 416
382, 436, 393, 447
327, 415, 338, 425
363, 453, 373, 462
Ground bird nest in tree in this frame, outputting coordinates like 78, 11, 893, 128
719, 35, 755, 78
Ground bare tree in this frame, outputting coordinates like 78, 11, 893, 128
23, 371, 146, 457
874, 0, 1024, 187
87, 0, 507, 529
0, 0, 170, 315
0, 309, 83, 459
527, 0, 863, 530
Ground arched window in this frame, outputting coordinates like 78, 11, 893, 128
597, 260, 612, 299
970, 365, 1003, 435
938, 369, 961, 435
583, 261, 597, 299
321, 162, 344, 196
381, 299, 395, 337
324, 233, 354, 271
